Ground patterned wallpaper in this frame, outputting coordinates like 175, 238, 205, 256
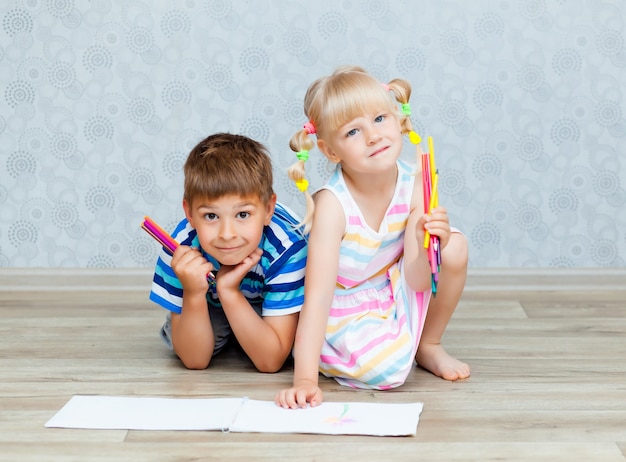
0, 0, 624, 268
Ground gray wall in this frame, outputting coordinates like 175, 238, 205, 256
0, 0, 624, 268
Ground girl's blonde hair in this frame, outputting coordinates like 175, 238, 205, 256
288, 66, 414, 232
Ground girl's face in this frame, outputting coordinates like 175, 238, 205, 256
318, 109, 403, 173
183, 193, 276, 266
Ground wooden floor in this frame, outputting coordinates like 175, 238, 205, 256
1, 273, 626, 461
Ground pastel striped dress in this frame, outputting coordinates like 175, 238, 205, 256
318, 160, 431, 389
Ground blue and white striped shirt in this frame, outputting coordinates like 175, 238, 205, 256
149, 203, 308, 317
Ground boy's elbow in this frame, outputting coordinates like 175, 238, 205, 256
254, 356, 286, 373
178, 354, 211, 370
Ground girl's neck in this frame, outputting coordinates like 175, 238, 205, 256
341, 163, 398, 231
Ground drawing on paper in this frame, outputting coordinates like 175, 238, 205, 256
324, 404, 357, 426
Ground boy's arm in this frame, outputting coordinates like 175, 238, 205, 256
217, 248, 302, 373
169, 297, 214, 370
220, 292, 299, 372
169, 246, 216, 369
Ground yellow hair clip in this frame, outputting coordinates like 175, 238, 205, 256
408, 131, 422, 144
295, 178, 309, 192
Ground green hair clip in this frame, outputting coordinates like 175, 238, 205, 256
401, 103, 412, 116
296, 150, 309, 161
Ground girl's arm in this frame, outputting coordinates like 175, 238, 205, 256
275, 189, 344, 408
403, 169, 436, 292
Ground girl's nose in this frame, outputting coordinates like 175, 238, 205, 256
366, 126, 382, 144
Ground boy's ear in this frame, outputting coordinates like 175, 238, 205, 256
317, 139, 340, 164
264, 194, 277, 225
182, 198, 194, 224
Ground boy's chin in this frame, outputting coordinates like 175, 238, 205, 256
214, 252, 248, 267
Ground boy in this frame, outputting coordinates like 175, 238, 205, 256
149, 133, 308, 372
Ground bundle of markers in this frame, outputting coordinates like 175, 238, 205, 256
141, 216, 215, 283
141, 216, 180, 255
421, 137, 441, 295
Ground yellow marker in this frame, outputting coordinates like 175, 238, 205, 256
424, 172, 438, 248
428, 136, 437, 204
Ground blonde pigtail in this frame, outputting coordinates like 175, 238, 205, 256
287, 126, 316, 233
388, 79, 421, 145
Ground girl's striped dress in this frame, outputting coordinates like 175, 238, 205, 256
318, 160, 431, 389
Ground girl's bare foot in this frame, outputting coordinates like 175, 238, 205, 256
415, 343, 470, 381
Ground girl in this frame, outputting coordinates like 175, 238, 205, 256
275, 66, 470, 409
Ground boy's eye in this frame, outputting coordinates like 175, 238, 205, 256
237, 211, 250, 219
204, 213, 218, 221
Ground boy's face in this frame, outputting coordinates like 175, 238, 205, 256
183, 193, 276, 266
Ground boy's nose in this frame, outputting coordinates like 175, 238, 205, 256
219, 220, 236, 239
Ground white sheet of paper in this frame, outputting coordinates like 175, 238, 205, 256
45, 395, 423, 436
44, 395, 243, 430
233, 399, 423, 436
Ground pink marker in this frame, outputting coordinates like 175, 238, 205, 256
141, 216, 216, 283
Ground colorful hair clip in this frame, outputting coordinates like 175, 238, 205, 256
401, 103, 412, 116
408, 131, 422, 145
303, 121, 316, 135
295, 178, 309, 192
381, 83, 390, 92
296, 150, 309, 161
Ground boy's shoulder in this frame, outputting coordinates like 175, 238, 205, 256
267, 203, 307, 239
261, 202, 307, 254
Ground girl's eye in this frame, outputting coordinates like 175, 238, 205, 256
374, 114, 385, 123
237, 211, 250, 219
346, 128, 358, 137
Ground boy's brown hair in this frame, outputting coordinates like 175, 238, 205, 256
183, 133, 274, 206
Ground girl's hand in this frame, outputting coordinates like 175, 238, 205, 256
171, 246, 214, 293
274, 382, 323, 409
419, 206, 451, 250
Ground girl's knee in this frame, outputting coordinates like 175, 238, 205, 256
444, 233, 468, 272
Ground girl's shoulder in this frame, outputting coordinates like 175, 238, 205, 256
397, 158, 416, 176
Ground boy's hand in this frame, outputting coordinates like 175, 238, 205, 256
216, 247, 263, 292
419, 206, 451, 250
171, 246, 214, 294
274, 381, 323, 409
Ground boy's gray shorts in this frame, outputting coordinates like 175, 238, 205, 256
160, 304, 262, 355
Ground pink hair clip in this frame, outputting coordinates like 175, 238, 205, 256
381, 83, 390, 92
303, 121, 316, 135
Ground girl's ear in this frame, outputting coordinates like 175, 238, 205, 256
317, 139, 341, 164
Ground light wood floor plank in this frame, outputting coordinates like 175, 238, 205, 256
1, 442, 624, 462
1, 284, 625, 461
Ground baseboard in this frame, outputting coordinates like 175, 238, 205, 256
0, 268, 624, 292
465, 268, 626, 291
0, 268, 154, 292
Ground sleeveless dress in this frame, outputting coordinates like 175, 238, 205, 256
318, 160, 431, 389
